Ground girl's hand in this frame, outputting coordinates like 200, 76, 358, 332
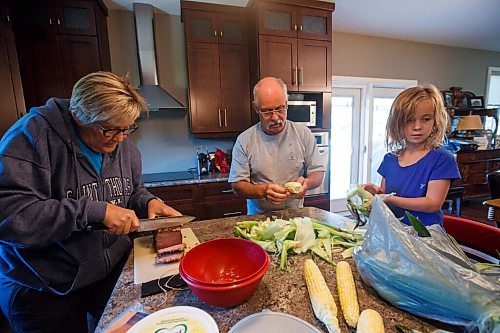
361, 183, 384, 195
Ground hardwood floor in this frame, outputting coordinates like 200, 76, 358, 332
456, 197, 497, 228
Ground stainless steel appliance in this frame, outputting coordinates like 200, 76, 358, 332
307, 131, 329, 196
287, 100, 317, 127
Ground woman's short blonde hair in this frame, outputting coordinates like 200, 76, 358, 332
69, 71, 147, 126
386, 84, 449, 153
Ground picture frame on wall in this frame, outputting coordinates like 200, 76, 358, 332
468, 96, 484, 108
443, 91, 454, 108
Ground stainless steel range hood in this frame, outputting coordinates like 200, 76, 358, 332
133, 3, 185, 111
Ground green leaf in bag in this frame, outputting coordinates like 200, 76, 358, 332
405, 211, 431, 237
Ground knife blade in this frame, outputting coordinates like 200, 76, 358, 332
86, 215, 195, 232
137, 215, 195, 232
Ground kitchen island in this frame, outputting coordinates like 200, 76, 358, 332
95, 207, 450, 333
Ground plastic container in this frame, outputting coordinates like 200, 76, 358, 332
180, 238, 269, 285
229, 310, 321, 333
128, 306, 219, 333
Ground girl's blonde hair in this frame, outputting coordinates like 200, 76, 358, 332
69, 71, 147, 125
386, 84, 448, 153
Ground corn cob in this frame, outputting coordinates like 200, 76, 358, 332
356, 309, 384, 333
304, 259, 341, 333
336, 261, 360, 328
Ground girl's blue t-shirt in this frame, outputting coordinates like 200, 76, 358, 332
378, 147, 461, 227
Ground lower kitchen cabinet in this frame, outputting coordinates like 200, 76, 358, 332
147, 182, 246, 221
304, 194, 330, 211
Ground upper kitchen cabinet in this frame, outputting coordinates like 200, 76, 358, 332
249, 0, 334, 93
0, 0, 25, 138
258, 2, 331, 41
14, 0, 96, 35
182, 1, 251, 136
9, 0, 111, 110
183, 8, 246, 45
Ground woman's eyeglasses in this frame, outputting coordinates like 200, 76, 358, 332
257, 106, 287, 118
96, 123, 138, 138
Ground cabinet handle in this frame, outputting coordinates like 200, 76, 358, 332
294, 66, 298, 86
224, 108, 227, 127
292, 67, 296, 85
294, 24, 297, 31
214, 30, 217, 36
6, 15, 10, 23
57, 19, 61, 26
49, 18, 53, 25
221, 189, 233, 193
299, 25, 303, 31
218, 108, 222, 128
220, 30, 223, 37
299, 67, 303, 85
223, 211, 243, 216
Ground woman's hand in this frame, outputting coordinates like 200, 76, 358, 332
147, 199, 182, 219
103, 203, 140, 234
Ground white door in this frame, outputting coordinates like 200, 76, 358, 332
330, 78, 416, 213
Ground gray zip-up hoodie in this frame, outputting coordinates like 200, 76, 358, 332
0, 98, 154, 294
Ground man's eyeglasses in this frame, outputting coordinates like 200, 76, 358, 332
96, 123, 138, 138
257, 107, 287, 118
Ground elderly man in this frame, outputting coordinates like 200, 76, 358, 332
229, 77, 326, 214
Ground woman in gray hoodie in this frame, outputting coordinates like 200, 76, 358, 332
0, 71, 180, 332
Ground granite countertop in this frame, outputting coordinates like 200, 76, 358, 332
142, 171, 230, 188
95, 207, 452, 333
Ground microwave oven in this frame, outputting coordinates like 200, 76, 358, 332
287, 100, 316, 127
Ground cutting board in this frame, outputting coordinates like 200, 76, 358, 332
133, 228, 200, 284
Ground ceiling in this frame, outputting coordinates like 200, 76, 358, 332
103, 0, 500, 52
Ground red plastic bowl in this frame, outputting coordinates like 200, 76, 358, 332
179, 261, 269, 307
180, 237, 269, 285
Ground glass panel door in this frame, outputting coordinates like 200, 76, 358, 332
330, 87, 361, 212
366, 88, 403, 185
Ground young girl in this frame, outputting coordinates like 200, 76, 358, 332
363, 84, 461, 227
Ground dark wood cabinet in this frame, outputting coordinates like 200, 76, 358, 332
0, 1, 25, 138
258, 2, 331, 41
455, 149, 500, 199
10, 0, 110, 110
147, 182, 246, 221
251, 0, 333, 93
304, 193, 330, 211
182, 1, 251, 136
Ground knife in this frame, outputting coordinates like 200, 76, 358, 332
86, 215, 196, 232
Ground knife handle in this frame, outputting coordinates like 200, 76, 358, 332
86, 223, 108, 231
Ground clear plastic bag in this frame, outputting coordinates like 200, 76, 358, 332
353, 196, 500, 332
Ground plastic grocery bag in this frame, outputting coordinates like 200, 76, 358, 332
353, 196, 500, 332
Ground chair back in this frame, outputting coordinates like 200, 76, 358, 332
443, 215, 499, 259
487, 170, 500, 199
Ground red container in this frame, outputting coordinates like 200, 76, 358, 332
180, 237, 269, 285
179, 262, 268, 307
179, 237, 270, 307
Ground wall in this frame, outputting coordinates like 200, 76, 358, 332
107, 10, 233, 174
107, 11, 500, 174
332, 32, 500, 95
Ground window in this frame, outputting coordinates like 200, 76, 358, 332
485, 67, 500, 133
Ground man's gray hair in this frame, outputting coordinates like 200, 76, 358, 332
253, 77, 288, 107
